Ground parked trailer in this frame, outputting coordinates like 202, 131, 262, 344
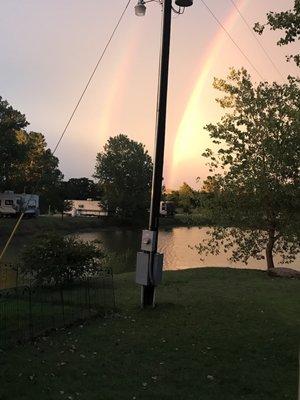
65, 199, 108, 217
0, 191, 39, 218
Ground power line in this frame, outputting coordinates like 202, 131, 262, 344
53, 0, 132, 155
0, 0, 132, 263
228, 0, 284, 80
199, 0, 265, 81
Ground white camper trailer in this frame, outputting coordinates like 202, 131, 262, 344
0, 191, 39, 218
65, 199, 108, 217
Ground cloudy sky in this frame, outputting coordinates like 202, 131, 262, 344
0, 0, 298, 188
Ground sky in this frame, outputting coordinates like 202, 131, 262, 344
0, 0, 298, 189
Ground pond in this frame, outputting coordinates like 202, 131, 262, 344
1, 226, 299, 288
76, 226, 300, 273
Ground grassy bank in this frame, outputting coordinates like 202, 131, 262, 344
1, 268, 299, 399
0, 216, 116, 240
0, 214, 211, 240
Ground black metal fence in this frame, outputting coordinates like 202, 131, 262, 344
0, 264, 115, 348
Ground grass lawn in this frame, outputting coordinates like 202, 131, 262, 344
0, 267, 299, 400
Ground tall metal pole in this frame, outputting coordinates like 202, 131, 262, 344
142, 0, 172, 307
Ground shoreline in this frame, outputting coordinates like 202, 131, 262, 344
0, 214, 209, 241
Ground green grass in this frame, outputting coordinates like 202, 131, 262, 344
0, 268, 299, 399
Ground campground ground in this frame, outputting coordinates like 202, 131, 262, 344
1, 267, 299, 400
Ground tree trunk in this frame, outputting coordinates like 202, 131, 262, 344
266, 227, 275, 270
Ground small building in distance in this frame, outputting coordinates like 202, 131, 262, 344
65, 199, 108, 218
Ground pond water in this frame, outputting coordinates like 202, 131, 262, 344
1, 226, 299, 288
76, 226, 300, 273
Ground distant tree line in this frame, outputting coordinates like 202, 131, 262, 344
0, 98, 153, 217
0, 96, 214, 218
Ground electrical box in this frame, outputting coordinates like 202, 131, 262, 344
136, 251, 150, 285
135, 251, 163, 286
141, 230, 157, 252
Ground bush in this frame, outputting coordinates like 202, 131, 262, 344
21, 233, 104, 286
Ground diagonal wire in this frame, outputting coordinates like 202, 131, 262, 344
53, 0, 132, 155
228, 0, 284, 80
0, 0, 132, 262
199, 0, 265, 81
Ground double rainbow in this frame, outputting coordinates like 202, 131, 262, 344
169, 0, 247, 188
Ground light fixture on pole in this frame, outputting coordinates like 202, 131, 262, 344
135, 0, 147, 16
135, 0, 193, 308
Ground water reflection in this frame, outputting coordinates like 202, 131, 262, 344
77, 227, 300, 272
1, 226, 299, 288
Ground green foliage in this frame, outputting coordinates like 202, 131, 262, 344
13, 131, 63, 212
177, 182, 196, 213
254, 0, 300, 66
94, 134, 153, 218
165, 189, 180, 207
12, 131, 62, 192
199, 68, 300, 270
0, 97, 28, 189
64, 178, 102, 201
0, 97, 63, 212
21, 234, 104, 286
165, 183, 199, 213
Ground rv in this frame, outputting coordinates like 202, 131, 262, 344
160, 201, 175, 217
65, 199, 108, 217
0, 191, 39, 218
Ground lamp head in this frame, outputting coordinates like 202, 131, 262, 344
135, 1, 147, 16
175, 0, 193, 6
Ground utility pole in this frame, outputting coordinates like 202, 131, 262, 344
135, 0, 193, 308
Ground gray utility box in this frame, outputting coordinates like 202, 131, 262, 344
136, 252, 163, 286
141, 230, 157, 252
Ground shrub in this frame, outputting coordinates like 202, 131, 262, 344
21, 233, 104, 286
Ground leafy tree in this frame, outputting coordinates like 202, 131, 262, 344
21, 234, 104, 286
53, 185, 73, 218
197, 68, 300, 271
9, 131, 64, 213
94, 134, 153, 218
0, 97, 63, 212
201, 176, 221, 194
64, 177, 101, 200
178, 182, 196, 213
12, 131, 63, 194
0, 97, 28, 189
254, 0, 300, 66
165, 189, 180, 208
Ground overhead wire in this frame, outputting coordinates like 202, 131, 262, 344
53, 0, 133, 155
228, 0, 284, 80
199, 0, 265, 81
0, 0, 132, 262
